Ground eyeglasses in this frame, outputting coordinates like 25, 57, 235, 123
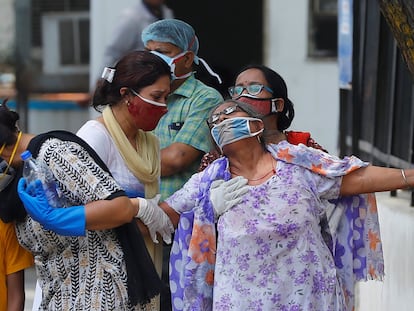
207, 105, 241, 126
228, 84, 274, 98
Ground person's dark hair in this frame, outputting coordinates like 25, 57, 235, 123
92, 50, 170, 112
235, 64, 295, 131
0, 98, 19, 146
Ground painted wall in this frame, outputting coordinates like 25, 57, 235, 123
90, 0, 135, 89
0, 0, 14, 63
355, 191, 414, 311
264, 1, 340, 155
89, 0, 136, 118
7, 99, 89, 134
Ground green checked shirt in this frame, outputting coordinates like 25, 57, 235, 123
153, 74, 223, 200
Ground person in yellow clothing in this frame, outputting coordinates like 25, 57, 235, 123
0, 219, 34, 311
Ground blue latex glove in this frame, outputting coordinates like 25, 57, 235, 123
17, 178, 86, 236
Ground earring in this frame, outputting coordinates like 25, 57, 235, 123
126, 100, 130, 107
257, 135, 262, 143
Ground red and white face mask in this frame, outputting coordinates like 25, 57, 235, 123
235, 94, 279, 116
128, 91, 168, 131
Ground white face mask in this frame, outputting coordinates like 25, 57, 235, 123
130, 88, 167, 107
150, 50, 193, 80
210, 117, 264, 150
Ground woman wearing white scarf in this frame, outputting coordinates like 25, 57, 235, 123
23, 50, 176, 310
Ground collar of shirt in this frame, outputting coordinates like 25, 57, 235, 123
171, 74, 197, 99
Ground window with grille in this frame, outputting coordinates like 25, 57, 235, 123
31, 0, 90, 74
42, 12, 89, 74
308, 0, 338, 58
31, 0, 89, 47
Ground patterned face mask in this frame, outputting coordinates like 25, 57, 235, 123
210, 117, 263, 150
235, 94, 279, 115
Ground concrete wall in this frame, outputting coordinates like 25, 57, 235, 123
89, 0, 135, 118
355, 190, 414, 311
27, 106, 89, 134
90, 0, 135, 89
0, 0, 14, 63
7, 99, 90, 135
264, 1, 340, 155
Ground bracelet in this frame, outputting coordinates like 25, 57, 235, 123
401, 169, 410, 189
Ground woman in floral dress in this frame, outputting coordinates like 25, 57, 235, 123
164, 99, 413, 311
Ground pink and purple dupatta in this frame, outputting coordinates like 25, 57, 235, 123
169, 141, 384, 311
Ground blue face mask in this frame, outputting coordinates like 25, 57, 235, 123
210, 117, 264, 151
150, 50, 193, 81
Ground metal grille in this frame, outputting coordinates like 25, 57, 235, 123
339, 0, 414, 204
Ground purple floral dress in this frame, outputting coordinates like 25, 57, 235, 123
168, 141, 384, 311
214, 161, 343, 310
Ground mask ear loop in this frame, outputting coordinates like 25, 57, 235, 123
172, 51, 198, 80
0, 131, 22, 176
198, 58, 222, 84
246, 118, 264, 137
270, 99, 278, 113
210, 126, 223, 153
270, 98, 284, 114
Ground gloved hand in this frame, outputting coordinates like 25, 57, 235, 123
17, 178, 86, 236
136, 194, 174, 244
210, 176, 249, 220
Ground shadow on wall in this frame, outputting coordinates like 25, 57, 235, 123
165, 0, 264, 97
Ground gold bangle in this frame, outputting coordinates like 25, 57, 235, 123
401, 169, 410, 188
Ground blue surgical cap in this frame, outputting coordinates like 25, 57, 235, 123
141, 19, 200, 64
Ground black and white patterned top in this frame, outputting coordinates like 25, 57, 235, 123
16, 137, 154, 311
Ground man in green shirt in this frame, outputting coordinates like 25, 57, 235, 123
142, 18, 223, 311
142, 19, 223, 201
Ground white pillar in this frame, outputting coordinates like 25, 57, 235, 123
89, 0, 135, 118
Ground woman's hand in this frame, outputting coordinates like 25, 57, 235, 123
136, 194, 175, 244
210, 176, 249, 220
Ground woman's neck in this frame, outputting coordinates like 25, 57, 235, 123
262, 115, 287, 144
109, 105, 137, 140
226, 144, 275, 185
263, 129, 287, 144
